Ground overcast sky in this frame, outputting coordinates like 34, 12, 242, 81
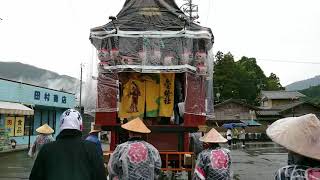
0, 0, 319, 86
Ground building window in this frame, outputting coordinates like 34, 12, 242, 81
4, 115, 31, 137
32, 110, 57, 134
24, 116, 34, 136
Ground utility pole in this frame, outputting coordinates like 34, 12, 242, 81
79, 63, 84, 114
181, 0, 199, 22
189, 0, 192, 22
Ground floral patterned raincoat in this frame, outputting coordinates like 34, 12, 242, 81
108, 137, 162, 180
29, 134, 54, 158
275, 165, 320, 180
193, 147, 231, 180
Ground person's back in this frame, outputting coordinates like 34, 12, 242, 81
275, 165, 320, 180
193, 128, 231, 180
85, 126, 103, 156
86, 134, 103, 155
194, 147, 231, 180
31, 134, 54, 158
266, 114, 320, 180
108, 138, 161, 180
29, 109, 106, 180
30, 129, 105, 180
29, 124, 55, 159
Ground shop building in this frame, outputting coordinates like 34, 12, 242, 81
0, 78, 75, 146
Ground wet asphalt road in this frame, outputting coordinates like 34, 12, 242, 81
0, 142, 287, 180
0, 150, 33, 180
230, 142, 287, 180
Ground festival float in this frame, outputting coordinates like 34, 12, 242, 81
89, 0, 214, 170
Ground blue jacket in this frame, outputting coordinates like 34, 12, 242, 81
86, 134, 103, 156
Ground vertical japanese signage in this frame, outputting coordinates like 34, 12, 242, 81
5, 116, 15, 136
15, 117, 25, 136
159, 74, 175, 117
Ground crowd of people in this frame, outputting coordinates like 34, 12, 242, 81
226, 127, 246, 148
28, 110, 320, 180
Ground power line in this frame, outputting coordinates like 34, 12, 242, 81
256, 58, 320, 65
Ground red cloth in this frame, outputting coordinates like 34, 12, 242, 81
185, 73, 206, 115
97, 73, 118, 112
184, 114, 205, 127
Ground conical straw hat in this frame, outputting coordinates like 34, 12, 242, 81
89, 124, 102, 133
121, 117, 151, 134
267, 114, 320, 160
36, 123, 54, 134
199, 128, 227, 143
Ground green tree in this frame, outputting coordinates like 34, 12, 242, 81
213, 52, 284, 105
213, 51, 239, 101
235, 56, 267, 104
265, 73, 284, 90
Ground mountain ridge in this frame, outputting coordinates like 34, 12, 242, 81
286, 75, 320, 91
0, 61, 79, 93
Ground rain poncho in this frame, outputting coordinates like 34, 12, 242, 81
108, 137, 162, 180
193, 147, 231, 180
275, 165, 320, 180
29, 134, 54, 158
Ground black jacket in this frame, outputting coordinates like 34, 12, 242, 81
29, 129, 106, 180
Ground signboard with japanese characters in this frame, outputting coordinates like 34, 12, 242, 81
14, 117, 25, 136
0, 78, 75, 109
34, 91, 68, 104
5, 116, 15, 136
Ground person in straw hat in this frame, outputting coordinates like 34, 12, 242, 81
266, 113, 320, 180
193, 128, 231, 180
108, 117, 162, 180
30, 109, 105, 180
28, 123, 54, 159
85, 124, 103, 156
